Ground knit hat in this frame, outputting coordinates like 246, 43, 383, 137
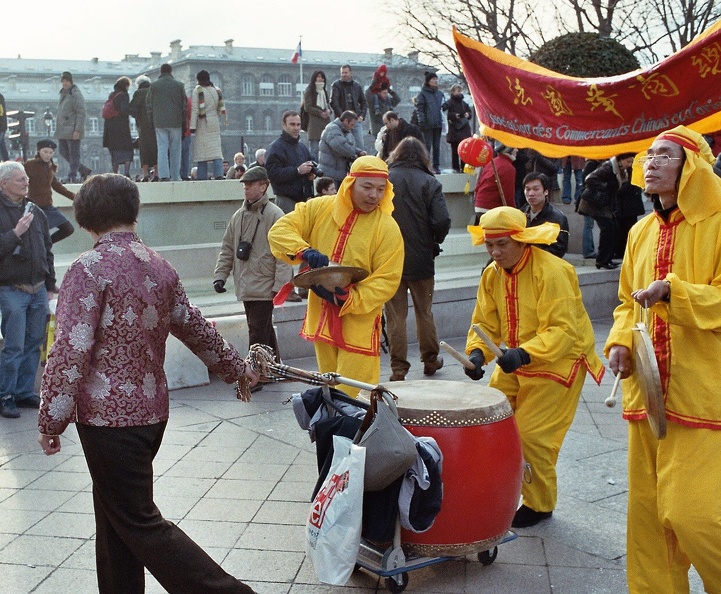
467, 206, 560, 246
424, 71, 438, 85
336, 156, 395, 215
630, 125, 721, 225
239, 166, 269, 183
61, 71, 73, 83
37, 139, 57, 151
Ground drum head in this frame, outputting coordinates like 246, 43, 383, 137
293, 265, 368, 290
633, 322, 667, 439
382, 380, 512, 427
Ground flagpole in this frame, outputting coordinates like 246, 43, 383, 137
299, 36, 303, 88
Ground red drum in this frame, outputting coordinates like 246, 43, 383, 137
392, 380, 523, 557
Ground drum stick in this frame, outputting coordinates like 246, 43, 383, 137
605, 372, 621, 408
440, 341, 475, 370
472, 324, 505, 358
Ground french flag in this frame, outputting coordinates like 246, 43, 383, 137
291, 40, 302, 64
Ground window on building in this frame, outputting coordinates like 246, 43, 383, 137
241, 74, 255, 96
25, 118, 36, 134
245, 115, 254, 132
259, 74, 274, 97
278, 75, 293, 97
264, 115, 272, 131
89, 118, 99, 134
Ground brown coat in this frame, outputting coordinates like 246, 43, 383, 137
24, 156, 74, 208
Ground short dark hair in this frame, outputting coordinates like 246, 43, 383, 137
315, 177, 336, 195
523, 172, 550, 192
387, 137, 431, 170
160, 63, 172, 74
383, 111, 399, 123
282, 110, 300, 124
74, 174, 140, 233
341, 64, 352, 71
340, 110, 358, 122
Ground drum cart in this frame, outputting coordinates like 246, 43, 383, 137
355, 520, 517, 593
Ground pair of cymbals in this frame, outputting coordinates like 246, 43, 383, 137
293, 264, 369, 291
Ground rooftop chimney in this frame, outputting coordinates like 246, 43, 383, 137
224, 39, 234, 55
384, 48, 393, 61
408, 51, 419, 63
150, 52, 162, 65
170, 40, 182, 62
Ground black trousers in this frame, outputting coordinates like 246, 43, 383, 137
592, 215, 617, 266
243, 300, 279, 359
77, 423, 255, 594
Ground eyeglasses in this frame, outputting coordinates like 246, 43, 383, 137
638, 155, 682, 167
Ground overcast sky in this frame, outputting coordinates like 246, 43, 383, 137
2, 0, 403, 61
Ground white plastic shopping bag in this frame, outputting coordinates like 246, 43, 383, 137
306, 435, 365, 585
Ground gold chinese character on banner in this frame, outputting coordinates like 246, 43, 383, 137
586, 84, 622, 119
506, 76, 533, 106
631, 73, 680, 100
692, 42, 721, 78
542, 85, 573, 116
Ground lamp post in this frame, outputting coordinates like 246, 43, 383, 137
43, 108, 54, 137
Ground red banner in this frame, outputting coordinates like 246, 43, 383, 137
454, 21, 721, 158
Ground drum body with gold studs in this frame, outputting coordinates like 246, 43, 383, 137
392, 380, 523, 556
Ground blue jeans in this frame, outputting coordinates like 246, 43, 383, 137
0, 285, 48, 402
582, 215, 596, 257
58, 138, 89, 180
196, 159, 223, 180
352, 120, 366, 154
181, 135, 193, 180
155, 128, 182, 180
423, 128, 442, 170
308, 140, 320, 162
562, 163, 583, 203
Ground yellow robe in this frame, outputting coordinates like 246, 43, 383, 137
268, 193, 403, 391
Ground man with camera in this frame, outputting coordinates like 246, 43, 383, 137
213, 167, 292, 374
265, 111, 316, 214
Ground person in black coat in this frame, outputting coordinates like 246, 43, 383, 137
520, 172, 569, 258
384, 137, 451, 381
102, 77, 134, 177
442, 84, 473, 172
613, 166, 646, 259
379, 111, 423, 161
128, 75, 157, 181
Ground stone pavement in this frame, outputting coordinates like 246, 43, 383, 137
0, 320, 705, 594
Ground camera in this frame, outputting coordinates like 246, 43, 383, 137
236, 240, 252, 261
309, 161, 324, 177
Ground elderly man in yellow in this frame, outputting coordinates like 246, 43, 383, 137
463, 207, 604, 528
268, 156, 403, 396
606, 126, 721, 594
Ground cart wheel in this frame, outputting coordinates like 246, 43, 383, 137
384, 572, 409, 593
478, 546, 498, 566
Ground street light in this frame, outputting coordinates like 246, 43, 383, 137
43, 108, 54, 137
7, 109, 34, 161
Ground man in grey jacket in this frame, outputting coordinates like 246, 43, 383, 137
56, 72, 91, 182
318, 111, 367, 189
146, 64, 187, 181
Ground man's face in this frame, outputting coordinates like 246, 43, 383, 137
341, 118, 357, 131
524, 179, 548, 212
350, 177, 386, 213
340, 67, 352, 82
379, 89, 389, 100
385, 118, 399, 130
282, 115, 302, 139
61, 78, 72, 90
643, 140, 684, 202
223, 161, 230, 173
485, 237, 525, 270
243, 180, 268, 204
0, 170, 30, 202
39, 148, 55, 163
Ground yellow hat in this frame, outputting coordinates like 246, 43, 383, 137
467, 206, 560, 246
336, 155, 395, 215
631, 125, 721, 225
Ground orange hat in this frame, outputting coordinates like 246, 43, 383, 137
336, 156, 395, 215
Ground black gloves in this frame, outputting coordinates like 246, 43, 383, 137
311, 285, 348, 306
213, 280, 226, 293
497, 348, 530, 374
303, 249, 329, 269
464, 349, 485, 381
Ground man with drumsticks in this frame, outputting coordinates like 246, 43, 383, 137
463, 207, 604, 528
268, 155, 403, 397
606, 126, 721, 593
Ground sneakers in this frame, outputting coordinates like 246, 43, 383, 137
17, 394, 41, 408
423, 357, 444, 376
511, 504, 553, 528
0, 397, 20, 419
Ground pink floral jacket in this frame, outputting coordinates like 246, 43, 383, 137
39, 231, 246, 435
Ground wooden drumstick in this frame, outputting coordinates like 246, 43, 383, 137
440, 341, 475, 370
472, 324, 505, 358
605, 372, 621, 408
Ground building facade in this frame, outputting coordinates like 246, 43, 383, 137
0, 40, 460, 177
